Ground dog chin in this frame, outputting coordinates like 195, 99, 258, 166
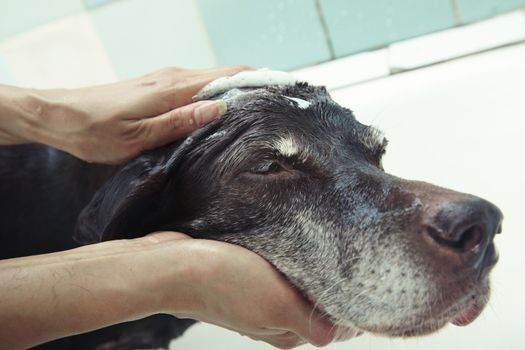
360, 302, 484, 337
316, 288, 489, 339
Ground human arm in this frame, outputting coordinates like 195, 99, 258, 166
0, 66, 251, 163
0, 232, 337, 350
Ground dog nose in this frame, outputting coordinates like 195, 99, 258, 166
423, 198, 502, 275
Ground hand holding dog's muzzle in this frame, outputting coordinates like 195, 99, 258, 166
137, 232, 353, 348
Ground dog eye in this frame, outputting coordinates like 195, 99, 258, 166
251, 162, 286, 174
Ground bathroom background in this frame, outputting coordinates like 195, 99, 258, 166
1, 1, 524, 349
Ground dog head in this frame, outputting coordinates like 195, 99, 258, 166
75, 72, 503, 337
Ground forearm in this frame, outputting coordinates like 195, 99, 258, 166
0, 84, 35, 144
0, 237, 194, 349
0, 67, 240, 163
0, 232, 338, 349
0, 85, 62, 145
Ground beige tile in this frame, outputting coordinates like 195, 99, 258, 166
0, 13, 116, 89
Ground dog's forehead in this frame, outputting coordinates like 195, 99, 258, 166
193, 69, 386, 158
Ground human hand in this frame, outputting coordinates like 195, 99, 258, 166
0, 230, 353, 349
142, 232, 350, 349
1, 66, 251, 163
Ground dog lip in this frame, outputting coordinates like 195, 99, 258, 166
323, 291, 487, 336
451, 300, 484, 326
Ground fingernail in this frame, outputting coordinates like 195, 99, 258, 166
194, 100, 227, 126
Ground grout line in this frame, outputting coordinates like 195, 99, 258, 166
329, 38, 525, 92
451, 0, 463, 26
314, 0, 336, 60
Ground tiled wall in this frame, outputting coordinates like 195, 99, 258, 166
197, 0, 331, 70
90, 0, 216, 79
319, 0, 457, 57
1, 0, 524, 87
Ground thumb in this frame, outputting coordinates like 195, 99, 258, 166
142, 100, 227, 150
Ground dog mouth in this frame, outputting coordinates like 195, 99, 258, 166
450, 298, 485, 326
375, 297, 486, 337
304, 283, 488, 337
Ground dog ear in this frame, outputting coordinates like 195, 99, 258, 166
73, 113, 252, 244
73, 142, 184, 244
73, 115, 226, 244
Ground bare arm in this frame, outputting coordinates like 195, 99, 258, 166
0, 66, 252, 164
0, 233, 336, 349
0, 66, 345, 348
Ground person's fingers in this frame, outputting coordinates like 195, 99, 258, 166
190, 65, 255, 95
295, 315, 336, 347
165, 65, 255, 107
140, 99, 227, 150
249, 331, 306, 349
280, 297, 337, 347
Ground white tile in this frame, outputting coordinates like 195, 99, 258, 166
291, 49, 389, 90
0, 13, 116, 89
388, 10, 525, 72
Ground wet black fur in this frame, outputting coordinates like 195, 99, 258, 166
1, 84, 363, 350
0, 83, 501, 349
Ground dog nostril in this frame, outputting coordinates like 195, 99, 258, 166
456, 225, 484, 251
426, 225, 483, 252
422, 197, 502, 275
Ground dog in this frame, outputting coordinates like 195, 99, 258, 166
0, 71, 503, 349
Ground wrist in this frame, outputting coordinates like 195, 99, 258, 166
0, 85, 59, 145
0, 85, 87, 155
0, 85, 35, 144
140, 239, 212, 317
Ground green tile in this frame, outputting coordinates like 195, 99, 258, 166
91, 0, 216, 79
0, 0, 84, 42
456, 0, 525, 23
319, 0, 456, 57
197, 0, 331, 70
0, 55, 15, 84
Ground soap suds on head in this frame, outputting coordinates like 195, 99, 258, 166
284, 96, 311, 109
205, 130, 228, 141
194, 69, 300, 101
